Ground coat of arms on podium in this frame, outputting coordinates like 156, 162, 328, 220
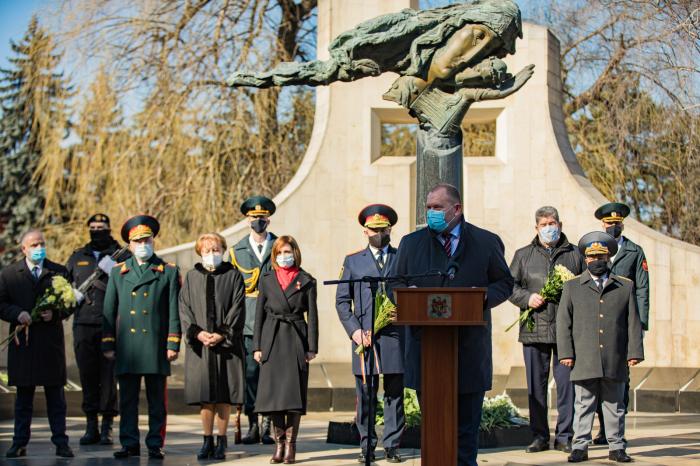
427, 294, 452, 319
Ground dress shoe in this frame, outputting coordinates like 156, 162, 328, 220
525, 437, 550, 453
568, 449, 588, 463
609, 449, 632, 462
80, 415, 100, 445
5, 444, 27, 458
592, 433, 608, 445
100, 415, 114, 445
113, 446, 140, 458
261, 416, 275, 445
554, 440, 573, 453
56, 444, 74, 458
148, 448, 165, 459
242, 418, 260, 444
384, 447, 403, 463
357, 451, 376, 463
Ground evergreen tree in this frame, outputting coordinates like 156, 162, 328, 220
0, 16, 72, 265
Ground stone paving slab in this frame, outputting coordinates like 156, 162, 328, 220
0, 412, 698, 465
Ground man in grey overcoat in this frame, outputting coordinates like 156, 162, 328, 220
557, 231, 644, 463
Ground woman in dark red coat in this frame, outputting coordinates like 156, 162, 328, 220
253, 236, 318, 464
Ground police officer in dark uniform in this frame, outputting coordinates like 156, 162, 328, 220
229, 196, 277, 445
102, 215, 181, 459
592, 202, 650, 445
335, 204, 405, 463
66, 214, 127, 445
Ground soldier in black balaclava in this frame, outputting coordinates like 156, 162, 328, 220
66, 214, 128, 446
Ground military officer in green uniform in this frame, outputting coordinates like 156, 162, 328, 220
102, 215, 182, 459
592, 202, 650, 445
229, 196, 277, 445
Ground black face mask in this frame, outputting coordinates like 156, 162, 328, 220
606, 224, 623, 239
250, 218, 268, 234
587, 259, 610, 276
368, 232, 391, 249
89, 229, 112, 250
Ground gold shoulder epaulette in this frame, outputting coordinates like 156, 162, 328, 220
166, 262, 177, 268
113, 262, 125, 268
617, 275, 632, 281
347, 248, 365, 257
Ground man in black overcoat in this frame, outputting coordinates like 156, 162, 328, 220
394, 184, 514, 466
0, 229, 76, 458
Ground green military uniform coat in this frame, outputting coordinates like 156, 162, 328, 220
610, 236, 650, 330
102, 255, 181, 375
229, 233, 277, 335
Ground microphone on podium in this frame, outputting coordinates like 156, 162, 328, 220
445, 260, 460, 280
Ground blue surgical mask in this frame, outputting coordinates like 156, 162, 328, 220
29, 246, 46, 263
539, 225, 560, 244
134, 243, 154, 261
276, 254, 295, 268
426, 209, 449, 233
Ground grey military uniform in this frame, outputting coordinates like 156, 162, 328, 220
556, 272, 644, 452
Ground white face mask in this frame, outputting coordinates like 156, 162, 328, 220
276, 254, 295, 268
202, 253, 223, 270
134, 243, 154, 261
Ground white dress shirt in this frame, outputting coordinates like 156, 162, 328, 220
249, 233, 272, 263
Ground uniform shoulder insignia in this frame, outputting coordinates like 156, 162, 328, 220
347, 248, 365, 257
113, 261, 125, 268
617, 275, 632, 281
166, 262, 177, 268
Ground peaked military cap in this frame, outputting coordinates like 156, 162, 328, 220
578, 231, 618, 257
87, 213, 110, 225
240, 195, 276, 217
594, 202, 630, 223
121, 215, 160, 243
358, 204, 398, 229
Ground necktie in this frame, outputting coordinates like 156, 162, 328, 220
377, 250, 385, 270
257, 244, 263, 254
32, 266, 40, 280
442, 232, 452, 257
596, 278, 604, 292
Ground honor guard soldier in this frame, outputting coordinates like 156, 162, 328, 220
229, 196, 277, 445
557, 232, 644, 463
102, 215, 182, 459
66, 213, 127, 446
335, 204, 404, 463
592, 202, 649, 445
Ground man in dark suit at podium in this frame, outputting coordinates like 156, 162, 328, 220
395, 183, 514, 466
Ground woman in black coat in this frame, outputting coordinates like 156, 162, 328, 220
253, 235, 318, 464
179, 233, 246, 460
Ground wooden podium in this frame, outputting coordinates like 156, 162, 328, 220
393, 287, 487, 466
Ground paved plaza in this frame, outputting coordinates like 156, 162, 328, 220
0, 411, 698, 465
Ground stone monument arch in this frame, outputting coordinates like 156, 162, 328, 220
160, 0, 700, 385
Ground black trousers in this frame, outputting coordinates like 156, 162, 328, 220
14, 385, 68, 447
74, 324, 118, 416
523, 343, 574, 444
355, 374, 404, 452
118, 374, 167, 449
457, 392, 485, 466
243, 335, 260, 417
417, 390, 484, 466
